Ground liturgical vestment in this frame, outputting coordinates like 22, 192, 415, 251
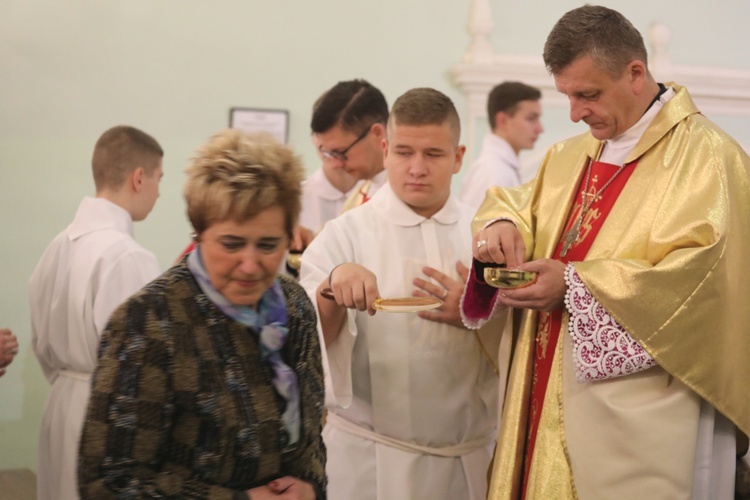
463, 83, 750, 499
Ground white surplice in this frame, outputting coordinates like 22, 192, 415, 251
459, 134, 521, 213
300, 184, 508, 500
299, 167, 361, 234
29, 197, 161, 500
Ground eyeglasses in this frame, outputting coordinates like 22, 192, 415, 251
318, 122, 376, 162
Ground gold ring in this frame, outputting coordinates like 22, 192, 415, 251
476, 239, 488, 249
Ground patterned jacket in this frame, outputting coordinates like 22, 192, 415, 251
78, 260, 326, 499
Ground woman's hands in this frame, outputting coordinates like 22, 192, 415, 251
246, 476, 316, 499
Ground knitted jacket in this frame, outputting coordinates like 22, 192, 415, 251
78, 260, 326, 499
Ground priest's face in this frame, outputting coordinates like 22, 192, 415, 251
383, 120, 465, 219
554, 55, 647, 140
198, 206, 289, 307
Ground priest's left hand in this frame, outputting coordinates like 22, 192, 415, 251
496, 258, 566, 311
414, 261, 469, 328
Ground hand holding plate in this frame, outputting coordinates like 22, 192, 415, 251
495, 258, 567, 312
325, 262, 380, 315
415, 261, 469, 328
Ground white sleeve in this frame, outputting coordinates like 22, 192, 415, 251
459, 158, 520, 212
93, 248, 161, 335
299, 221, 359, 409
564, 263, 656, 382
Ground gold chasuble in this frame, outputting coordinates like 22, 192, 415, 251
472, 84, 750, 499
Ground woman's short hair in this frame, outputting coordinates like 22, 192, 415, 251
184, 129, 304, 238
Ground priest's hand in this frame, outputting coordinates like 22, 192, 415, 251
496, 258, 566, 311
415, 261, 470, 328
473, 220, 526, 269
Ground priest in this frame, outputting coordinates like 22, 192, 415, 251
462, 5, 750, 499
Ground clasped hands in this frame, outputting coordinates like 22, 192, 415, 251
246, 476, 315, 499
473, 221, 566, 312
323, 261, 469, 328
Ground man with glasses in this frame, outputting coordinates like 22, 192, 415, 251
311, 79, 389, 212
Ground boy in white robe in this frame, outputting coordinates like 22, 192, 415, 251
301, 88, 508, 500
29, 125, 163, 500
458, 81, 543, 212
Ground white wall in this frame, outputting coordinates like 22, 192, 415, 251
1, 0, 748, 471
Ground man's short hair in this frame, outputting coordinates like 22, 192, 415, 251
388, 88, 461, 145
184, 129, 304, 238
311, 79, 389, 134
92, 125, 163, 191
543, 5, 648, 79
486, 81, 542, 129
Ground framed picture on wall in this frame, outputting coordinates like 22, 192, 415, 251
229, 107, 289, 144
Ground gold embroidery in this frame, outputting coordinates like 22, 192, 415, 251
536, 312, 551, 359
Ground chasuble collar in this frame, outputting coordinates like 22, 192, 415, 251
624, 83, 699, 164
578, 84, 699, 166
369, 182, 460, 227
602, 86, 675, 166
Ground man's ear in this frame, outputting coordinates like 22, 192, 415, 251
453, 145, 466, 174
371, 122, 386, 141
131, 167, 145, 193
629, 60, 648, 94
381, 137, 389, 160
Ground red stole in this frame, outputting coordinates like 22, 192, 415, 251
178, 241, 196, 259
521, 158, 639, 497
359, 184, 372, 204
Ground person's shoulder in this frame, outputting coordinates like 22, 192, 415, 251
31, 228, 72, 268
454, 197, 478, 221
683, 113, 745, 149
661, 113, 749, 174
114, 263, 184, 309
551, 131, 592, 153
327, 199, 374, 231
103, 264, 188, 348
277, 275, 315, 320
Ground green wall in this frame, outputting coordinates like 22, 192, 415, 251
1, 0, 748, 471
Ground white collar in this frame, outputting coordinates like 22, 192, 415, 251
369, 183, 460, 227
601, 86, 676, 165
68, 196, 134, 239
